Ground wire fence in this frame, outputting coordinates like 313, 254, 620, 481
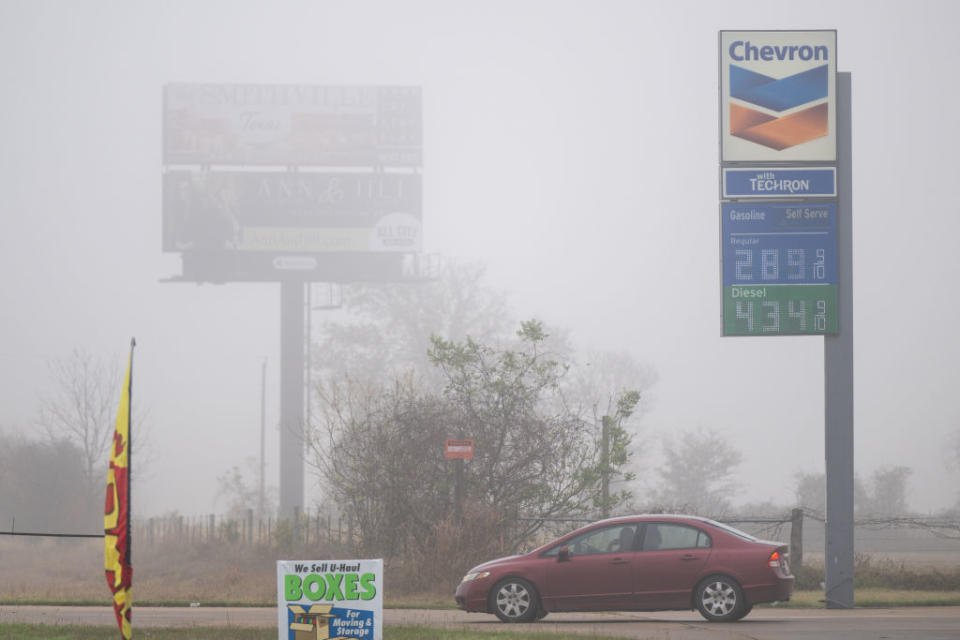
3, 509, 959, 563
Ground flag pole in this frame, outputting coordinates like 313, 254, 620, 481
105, 338, 136, 639
127, 338, 135, 579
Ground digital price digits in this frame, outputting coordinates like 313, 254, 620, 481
733, 298, 828, 332
721, 202, 838, 336
734, 248, 826, 282
723, 286, 837, 335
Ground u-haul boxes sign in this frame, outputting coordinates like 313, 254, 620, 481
278, 559, 382, 639
720, 30, 837, 162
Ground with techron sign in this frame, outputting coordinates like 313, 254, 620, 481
720, 31, 837, 162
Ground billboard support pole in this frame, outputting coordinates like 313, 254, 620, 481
824, 71, 854, 609
279, 281, 305, 521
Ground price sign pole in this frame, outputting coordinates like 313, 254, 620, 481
824, 71, 854, 609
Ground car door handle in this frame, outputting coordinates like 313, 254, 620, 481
681, 554, 698, 561
609, 558, 629, 565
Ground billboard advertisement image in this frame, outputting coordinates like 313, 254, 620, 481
162, 171, 421, 254
164, 84, 421, 167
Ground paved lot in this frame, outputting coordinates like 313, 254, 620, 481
3, 605, 960, 639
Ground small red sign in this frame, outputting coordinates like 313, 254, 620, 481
445, 438, 474, 459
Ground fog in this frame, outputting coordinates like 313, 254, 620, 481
1, 0, 959, 519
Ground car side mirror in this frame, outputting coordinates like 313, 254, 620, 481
558, 546, 570, 562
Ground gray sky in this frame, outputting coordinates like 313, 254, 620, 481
2, 0, 959, 516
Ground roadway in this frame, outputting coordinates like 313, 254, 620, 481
2, 605, 959, 639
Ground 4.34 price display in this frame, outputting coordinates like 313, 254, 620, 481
724, 285, 838, 335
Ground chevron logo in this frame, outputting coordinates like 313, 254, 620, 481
729, 64, 829, 151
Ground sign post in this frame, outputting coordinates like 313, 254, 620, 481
445, 439, 474, 523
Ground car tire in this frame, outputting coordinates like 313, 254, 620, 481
490, 577, 539, 623
694, 575, 748, 622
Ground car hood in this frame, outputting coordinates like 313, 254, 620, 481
467, 554, 525, 573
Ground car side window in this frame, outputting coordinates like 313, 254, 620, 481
643, 524, 711, 551
696, 530, 712, 548
543, 524, 639, 557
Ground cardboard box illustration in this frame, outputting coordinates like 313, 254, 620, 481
287, 604, 344, 640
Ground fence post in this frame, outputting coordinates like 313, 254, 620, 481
790, 508, 804, 584
347, 514, 354, 553
293, 506, 301, 545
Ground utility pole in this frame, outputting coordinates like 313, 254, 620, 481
600, 416, 610, 519
259, 357, 267, 519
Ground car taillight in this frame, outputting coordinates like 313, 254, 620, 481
768, 550, 781, 568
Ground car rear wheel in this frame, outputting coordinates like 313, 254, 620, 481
694, 575, 748, 622
491, 578, 539, 623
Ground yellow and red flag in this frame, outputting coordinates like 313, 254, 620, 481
105, 339, 135, 639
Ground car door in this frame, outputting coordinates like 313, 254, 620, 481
633, 522, 712, 609
541, 523, 639, 611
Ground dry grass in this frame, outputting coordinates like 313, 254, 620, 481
1, 537, 295, 604
782, 588, 960, 608
4, 537, 960, 608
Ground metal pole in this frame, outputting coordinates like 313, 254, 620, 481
259, 357, 267, 519
601, 417, 610, 519
824, 71, 854, 609
454, 458, 463, 523
279, 281, 305, 520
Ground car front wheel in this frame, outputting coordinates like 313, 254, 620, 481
491, 578, 538, 623
694, 575, 748, 622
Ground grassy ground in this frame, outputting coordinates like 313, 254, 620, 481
3, 538, 959, 613
777, 588, 960, 608
4, 589, 960, 610
0, 625, 622, 640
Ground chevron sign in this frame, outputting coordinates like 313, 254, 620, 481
720, 31, 837, 162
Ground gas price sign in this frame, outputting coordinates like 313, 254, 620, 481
722, 202, 837, 335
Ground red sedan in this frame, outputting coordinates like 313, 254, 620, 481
454, 514, 793, 623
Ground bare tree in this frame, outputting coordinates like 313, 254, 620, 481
793, 471, 826, 517
216, 456, 277, 519
308, 320, 642, 557
651, 428, 743, 516
858, 465, 913, 518
312, 260, 512, 387
36, 349, 121, 498
0, 431, 93, 531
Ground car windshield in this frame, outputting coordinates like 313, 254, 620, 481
702, 519, 758, 542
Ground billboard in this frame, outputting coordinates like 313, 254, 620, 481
162, 170, 421, 254
163, 84, 421, 167
720, 31, 837, 162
